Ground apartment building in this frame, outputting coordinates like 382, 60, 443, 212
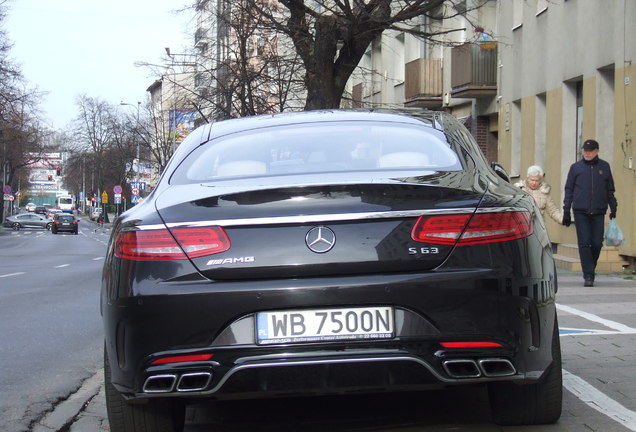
350, 0, 636, 266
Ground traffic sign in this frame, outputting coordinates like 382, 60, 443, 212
114, 185, 123, 194
101, 191, 109, 204
131, 181, 146, 191
3, 185, 11, 194
131, 187, 140, 196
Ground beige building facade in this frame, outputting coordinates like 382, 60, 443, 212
497, 0, 636, 264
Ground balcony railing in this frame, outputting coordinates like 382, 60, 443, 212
450, 42, 497, 98
404, 58, 443, 108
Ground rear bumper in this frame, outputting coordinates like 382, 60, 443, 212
103, 268, 558, 400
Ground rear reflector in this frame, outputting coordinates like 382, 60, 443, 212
115, 227, 230, 261
151, 353, 214, 365
411, 211, 532, 245
440, 342, 504, 349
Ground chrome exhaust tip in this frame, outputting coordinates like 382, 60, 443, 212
478, 358, 516, 377
176, 372, 212, 392
143, 374, 177, 393
442, 359, 481, 378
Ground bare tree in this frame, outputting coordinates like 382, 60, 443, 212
196, 0, 485, 110
190, 0, 306, 120
0, 2, 53, 215
71, 95, 122, 197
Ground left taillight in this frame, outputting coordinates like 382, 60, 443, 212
411, 211, 532, 245
114, 226, 230, 261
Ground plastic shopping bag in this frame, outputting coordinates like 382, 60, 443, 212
605, 219, 625, 247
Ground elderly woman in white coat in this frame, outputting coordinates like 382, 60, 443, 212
515, 165, 564, 224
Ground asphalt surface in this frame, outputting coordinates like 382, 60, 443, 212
27, 263, 636, 432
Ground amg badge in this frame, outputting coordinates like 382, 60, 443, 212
206, 256, 255, 266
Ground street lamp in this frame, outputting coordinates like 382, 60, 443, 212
120, 101, 141, 181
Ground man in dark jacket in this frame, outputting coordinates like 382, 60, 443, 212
563, 139, 618, 287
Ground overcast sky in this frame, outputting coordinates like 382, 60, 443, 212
5, 0, 193, 129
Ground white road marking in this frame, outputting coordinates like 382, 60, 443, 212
557, 303, 636, 333
563, 369, 636, 431
558, 303, 636, 429
560, 327, 633, 336
53, 264, 70, 268
0, 272, 26, 278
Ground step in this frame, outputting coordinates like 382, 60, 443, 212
554, 244, 628, 273
554, 254, 582, 272
557, 244, 626, 261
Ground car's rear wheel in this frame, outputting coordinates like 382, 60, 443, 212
11, 222, 20, 231
104, 346, 185, 432
52, 228, 58, 234
46, 222, 52, 231
488, 314, 562, 425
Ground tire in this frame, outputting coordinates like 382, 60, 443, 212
104, 346, 185, 432
52, 228, 58, 234
488, 314, 562, 425
12, 222, 21, 231
46, 222, 52, 231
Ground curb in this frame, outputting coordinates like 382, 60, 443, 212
32, 370, 104, 432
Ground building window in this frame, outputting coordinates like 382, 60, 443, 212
513, 1, 523, 30
394, 33, 405, 85
536, 0, 548, 16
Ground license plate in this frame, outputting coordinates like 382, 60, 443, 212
256, 307, 394, 345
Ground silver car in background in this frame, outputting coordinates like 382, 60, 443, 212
3, 213, 52, 231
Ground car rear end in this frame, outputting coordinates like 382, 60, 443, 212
53, 214, 78, 234
102, 111, 560, 429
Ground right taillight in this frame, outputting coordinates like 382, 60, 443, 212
115, 226, 230, 261
411, 211, 532, 245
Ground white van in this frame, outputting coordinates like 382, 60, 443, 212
90, 207, 103, 221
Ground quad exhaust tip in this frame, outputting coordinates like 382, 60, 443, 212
143, 372, 213, 394
442, 358, 516, 379
176, 372, 212, 392
143, 374, 177, 393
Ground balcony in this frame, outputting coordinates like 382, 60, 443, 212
404, 58, 443, 108
450, 42, 497, 98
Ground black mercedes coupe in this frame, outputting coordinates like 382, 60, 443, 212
102, 110, 562, 431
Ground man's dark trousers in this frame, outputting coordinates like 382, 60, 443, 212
574, 212, 605, 281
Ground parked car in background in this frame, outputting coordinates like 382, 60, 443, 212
47, 208, 63, 219
89, 207, 102, 221
25, 202, 37, 212
102, 110, 562, 432
51, 213, 79, 234
3, 213, 52, 230
34, 206, 48, 215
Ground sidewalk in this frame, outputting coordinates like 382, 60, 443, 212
41, 270, 636, 432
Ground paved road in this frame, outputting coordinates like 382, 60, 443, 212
35, 269, 636, 432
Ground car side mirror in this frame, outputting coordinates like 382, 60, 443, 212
490, 162, 510, 183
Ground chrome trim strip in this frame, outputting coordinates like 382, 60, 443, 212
136, 206, 526, 230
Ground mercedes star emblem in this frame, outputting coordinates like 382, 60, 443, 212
305, 226, 336, 253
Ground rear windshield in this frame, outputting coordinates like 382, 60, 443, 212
58, 215, 74, 222
170, 121, 462, 184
